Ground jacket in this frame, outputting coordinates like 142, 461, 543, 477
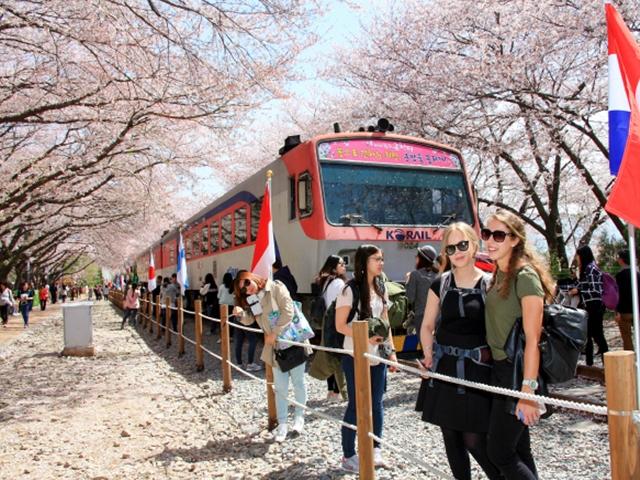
238, 280, 296, 367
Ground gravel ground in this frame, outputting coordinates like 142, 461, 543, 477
0, 302, 613, 479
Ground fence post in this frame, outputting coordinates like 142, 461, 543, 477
165, 297, 172, 348
157, 298, 167, 340
145, 293, 150, 330
604, 351, 640, 480
220, 304, 232, 393
265, 363, 277, 430
195, 300, 204, 371
177, 296, 185, 356
353, 320, 375, 480
152, 295, 160, 335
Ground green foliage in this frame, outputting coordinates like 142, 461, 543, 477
595, 228, 640, 273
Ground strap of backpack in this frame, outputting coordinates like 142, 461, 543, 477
345, 281, 360, 322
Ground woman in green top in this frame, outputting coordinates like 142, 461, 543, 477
482, 210, 554, 480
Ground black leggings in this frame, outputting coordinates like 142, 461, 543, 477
584, 300, 608, 365
327, 374, 339, 393
487, 361, 538, 479
441, 428, 502, 480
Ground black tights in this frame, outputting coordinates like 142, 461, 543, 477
327, 374, 339, 393
441, 427, 502, 480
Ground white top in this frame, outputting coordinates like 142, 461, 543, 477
336, 285, 388, 366
218, 287, 235, 306
323, 277, 346, 307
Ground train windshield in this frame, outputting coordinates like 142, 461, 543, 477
320, 162, 474, 227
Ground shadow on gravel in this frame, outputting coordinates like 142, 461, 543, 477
261, 465, 354, 479
151, 434, 270, 464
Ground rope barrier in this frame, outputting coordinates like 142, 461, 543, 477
367, 432, 455, 479
202, 345, 223, 361
277, 338, 352, 355
182, 309, 195, 315
365, 354, 608, 416
201, 313, 221, 323
227, 322, 262, 333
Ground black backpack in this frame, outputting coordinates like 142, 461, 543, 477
309, 279, 334, 330
322, 281, 359, 350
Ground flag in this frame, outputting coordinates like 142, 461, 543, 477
148, 250, 156, 291
605, 3, 640, 227
177, 231, 189, 295
251, 174, 276, 279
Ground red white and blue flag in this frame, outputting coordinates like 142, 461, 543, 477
251, 174, 276, 280
148, 250, 156, 291
606, 3, 640, 227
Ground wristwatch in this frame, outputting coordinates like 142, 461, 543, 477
522, 378, 539, 390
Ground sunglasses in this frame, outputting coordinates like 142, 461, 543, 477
445, 240, 470, 256
239, 278, 251, 294
480, 228, 513, 243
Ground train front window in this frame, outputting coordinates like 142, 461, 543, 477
320, 163, 473, 226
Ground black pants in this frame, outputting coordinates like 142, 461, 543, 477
441, 428, 502, 480
585, 300, 608, 366
487, 360, 538, 480
40, 300, 47, 311
327, 374, 339, 393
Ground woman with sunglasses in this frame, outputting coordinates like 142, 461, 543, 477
314, 255, 348, 401
416, 223, 500, 480
335, 244, 397, 472
482, 210, 555, 480
232, 270, 308, 443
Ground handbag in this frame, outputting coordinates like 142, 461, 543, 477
275, 346, 307, 372
269, 294, 315, 350
366, 316, 390, 339
505, 304, 588, 384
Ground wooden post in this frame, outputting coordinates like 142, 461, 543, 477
353, 320, 375, 480
220, 304, 232, 392
195, 300, 204, 371
177, 296, 185, 356
152, 295, 160, 335
165, 297, 172, 348
157, 297, 166, 340
604, 351, 640, 480
265, 363, 277, 430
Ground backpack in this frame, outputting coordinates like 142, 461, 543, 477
601, 271, 619, 310
309, 279, 333, 330
385, 281, 409, 329
436, 271, 490, 331
322, 281, 359, 350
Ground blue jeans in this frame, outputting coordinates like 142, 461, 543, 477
20, 303, 30, 326
341, 354, 386, 458
273, 362, 307, 424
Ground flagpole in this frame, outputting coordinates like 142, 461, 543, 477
266, 170, 273, 282
627, 224, 640, 408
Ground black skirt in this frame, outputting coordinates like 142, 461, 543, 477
415, 354, 493, 433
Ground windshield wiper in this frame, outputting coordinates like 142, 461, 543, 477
339, 213, 383, 232
434, 213, 457, 232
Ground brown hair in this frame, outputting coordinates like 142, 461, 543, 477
438, 222, 480, 273
486, 210, 555, 301
233, 270, 267, 309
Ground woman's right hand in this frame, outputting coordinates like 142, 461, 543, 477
232, 306, 244, 316
419, 354, 432, 370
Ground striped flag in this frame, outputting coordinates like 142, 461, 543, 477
251, 173, 276, 279
605, 3, 640, 227
177, 231, 189, 295
148, 250, 156, 291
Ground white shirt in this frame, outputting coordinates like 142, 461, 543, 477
336, 285, 388, 366
323, 277, 345, 308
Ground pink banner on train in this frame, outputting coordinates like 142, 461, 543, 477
317, 139, 461, 169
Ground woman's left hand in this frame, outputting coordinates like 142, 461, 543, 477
264, 332, 277, 346
388, 353, 398, 372
515, 399, 540, 426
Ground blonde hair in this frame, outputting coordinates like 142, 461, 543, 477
439, 222, 480, 272
486, 210, 555, 301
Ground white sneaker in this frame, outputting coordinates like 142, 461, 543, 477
273, 424, 287, 442
292, 416, 304, 434
341, 455, 359, 473
374, 447, 386, 468
246, 362, 263, 372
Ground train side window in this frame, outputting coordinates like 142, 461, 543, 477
298, 172, 313, 217
210, 221, 219, 252
221, 215, 232, 250
250, 197, 262, 241
202, 226, 209, 255
234, 207, 247, 245
170, 245, 175, 264
192, 229, 200, 257
289, 176, 296, 220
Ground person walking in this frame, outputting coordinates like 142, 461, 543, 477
406, 245, 439, 336
615, 249, 639, 351
335, 244, 397, 472
200, 273, 219, 335
416, 224, 500, 480
18, 282, 34, 328
0, 281, 13, 327
233, 270, 309, 442
483, 209, 555, 480
60, 285, 68, 303
121, 283, 140, 329
314, 254, 348, 401
39, 285, 49, 311
570, 245, 608, 365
